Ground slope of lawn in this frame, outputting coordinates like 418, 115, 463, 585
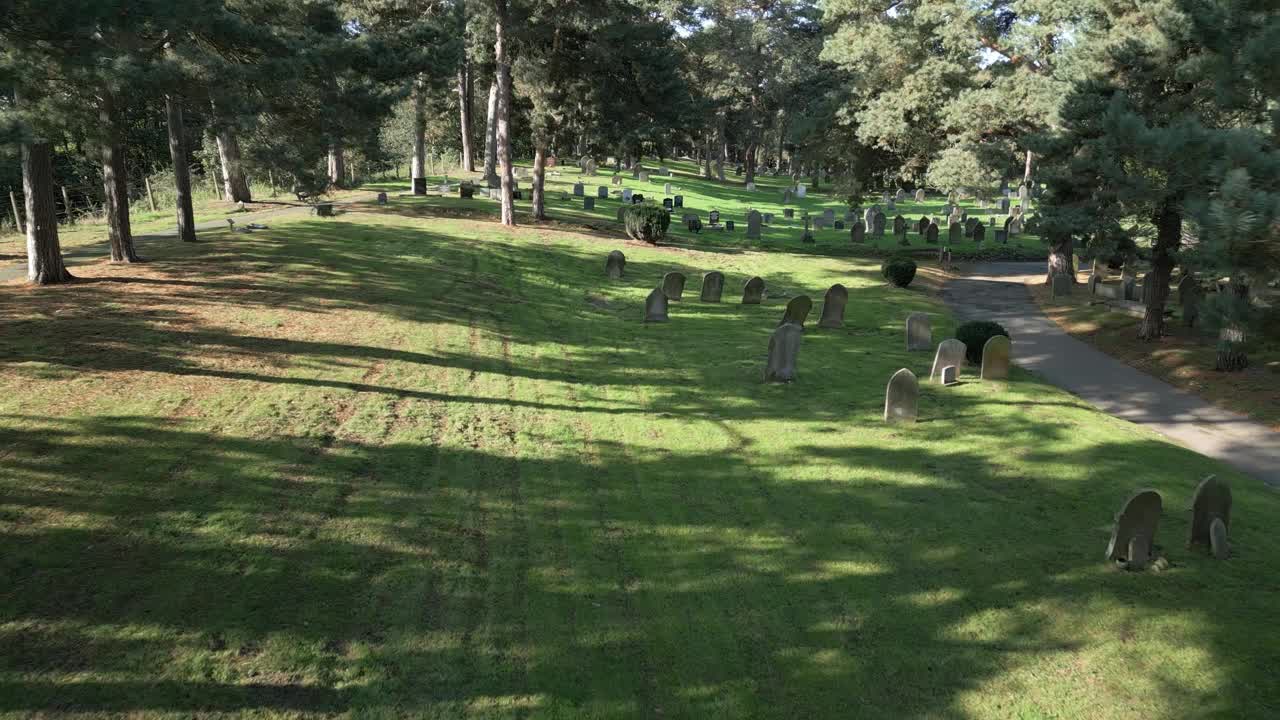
1, 173, 1277, 719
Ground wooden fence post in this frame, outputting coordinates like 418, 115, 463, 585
145, 177, 157, 212
61, 186, 74, 225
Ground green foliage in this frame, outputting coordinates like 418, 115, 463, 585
623, 203, 670, 244
956, 320, 1010, 364
880, 256, 917, 287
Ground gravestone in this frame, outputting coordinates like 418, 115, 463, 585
813, 216, 827, 230
779, 295, 813, 328
746, 182, 756, 191
377, 192, 388, 205
701, 271, 725, 303
784, 208, 794, 219
612, 175, 623, 186
1088, 273, 1101, 295
973, 223, 985, 244
940, 365, 958, 386
915, 188, 926, 202
930, 338, 966, 382
949, 223, 963, 244
1122, 274, 1138, 301
1106, 489, 1163, 570
1019, 183, 1031, 209
884, 368, 919, 423
763, 213, 773, 224
824, 208, 836, 223
864, 207, 877, 229
764, 323, 802, 383
917, 216, 929, 235
818, 284, 848, 329
925, 222, 939, 244
1188, 475, 1231, 559
965, 217, 978, 237
783, 189, 794, 204
674, 195, 684, 208
746, 210, 763, 239
980, 335, 1011, 379
631, 194, 643, 205
834, 220, 845, 231
709, 210, 720, 226
573, 182, 584, 197
686, 216, 702, 233
605, 250, 626, 279
994, 229, 1008, 244
894, 188, 907, 202
584, 197, 595, 210
644, 288, 668, 323
598, 186, 608, 199
851, 221, 866, 243
663, 198, 673, 210
414, 177, 428, 194
639, 172, 650, 182
999, 197, 1010, 213
796, 184, 807, 198
905, 312, 932, 351
893, 215, 907, 237
1095, 283, 1121, 300
664, 183, 672, 194
742, 276, 766, 304
726, 220, 735, 232
940, 248, 953, 271
1179, 274, 1201, 327
886, 200, 896, 213
662, 271, 686, 301
622, 188, 633, 202
873, 212, 887, 237
1051, 274, 1072, 297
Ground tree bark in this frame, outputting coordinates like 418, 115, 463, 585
215, 126, 251, 203
458, 64, 475, 173
411, 77, 427, 193
328, 143, 346, 187
165, 94, 197, 243
744, 143, 756, 185
532, 141, 547, 220
483, 82, 499, 183
1138, 201, 1181, 340
1023, 149, 1034, 185
494, 0, 515, 226
1046, 234, 1075, 283
100, 91, 139, 262
703, 132, 714, 179
22, 141, 73, 284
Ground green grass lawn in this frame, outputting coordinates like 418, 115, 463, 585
1, 169, 1276, 718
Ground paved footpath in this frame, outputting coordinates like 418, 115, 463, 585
943, 262, 1280, 487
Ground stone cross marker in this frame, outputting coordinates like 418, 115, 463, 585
605, 250, 626, 279
746, 210, 763, 239
701, 271, 725, 303
818, 284, 848, 329
851, 221, 866, 243
742, 276, 766, 304
926, 222, 939, 245
980, 334, 1011, 379
1188, 475, 1231, 559
573, 182, 584, 197
1106, 489, 1163, 571
644, 287, 669, 323
905, 312, 932, 351
779, 295, 814, 328
884, 368, 919, 423
764, 323, 802, 383
930, 338, 966, 382
662, 271, 686, 301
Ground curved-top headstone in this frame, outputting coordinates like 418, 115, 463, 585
644, 288, 668, 323
662, 271, 686, 301
742, 276, 765, 304
1188, 475, 1231, 559
915, 188, 926, 202
573, 182, 584, 196
905, 312, 932, 351
851, 220, 866, 243
779, 295, 814, 328
605, 250, 626, 279
764, 323, 802, 382
917, 216, 929, 235
925, 222, 939, 245
884, 368, 919, 423
1106, 489, 1163, 570
930, 338, 966, 382
818, 284, 848, 329
873, 212, 887, 236
598, 185, 609, 199
701, 271, 725, 303
973, 223, 986, 244
949, 223, 963, 244
893, 215, 907, 237
746, 210, 763, 240
980, 334, 1011, 379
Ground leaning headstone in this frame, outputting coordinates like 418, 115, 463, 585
905, 312, 932, 351
742, 276, 765, 304
662, 271, 686, 301
930, 338, 966, 382
573, 182, 584, 197
598, 186, 608, 199
1051, 274, 1072, 298
1179, 274, 1201, 327
883, 368, 919, 423
851, 221, 866, 243
673, 195, 683, 208
605, 250, 626, 279
925, 222, 939, 244
980, 334, 1011, 379
746, 210, 763, 239
779, 295, 813, 328
644, 288, 668, 323
915, 188, 926, 202
818, 284, 848, 329
1106, 489, 1163, 571
763, 323, 802, 382
584, 197, 595, 210
1188, 475, 1232, 559
701, 271, 725, 303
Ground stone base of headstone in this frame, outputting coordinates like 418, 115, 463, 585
941, 365, 958, 386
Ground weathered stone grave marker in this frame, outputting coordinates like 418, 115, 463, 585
980, 334, 1010, 379
818, 284, 848, 329
1106, 489, 1163, 571
764, 324, 802, 382
742, 276, 765, 304
779, 295, 813, 328
701, 271, 725, 303
931, 338, 966, 382
644, 288, 668, 323
1188, 475, 1231, 560
906, 312, 932, 351
662, 271, 686, 301
884, 368, 919, 423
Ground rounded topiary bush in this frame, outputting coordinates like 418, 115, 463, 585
624, 204, 671, 244
881, 256, 917, 287
956, 320, 1010, 364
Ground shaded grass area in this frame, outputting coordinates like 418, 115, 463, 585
1, 207, 1277, 718
1030, 278, 1280, 430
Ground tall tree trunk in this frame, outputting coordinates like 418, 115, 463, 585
703, 132, 714, 179
1046, 234, 1075, 283
411, 77, 427, 194
1023, 149, 1034, 185
458, 63, 475, 173
744, 143, 757, 184
328, 143, 345, 187
532, 141, 547, 220
482, 82, 499, 183
100, 91, 139, 263
165, 94, 197, 243
214, 125, 251, 203
23, 141, 73, 284
1138, 201, 1181, 340
717, 135, 727, 181
494, 0, 515, 226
